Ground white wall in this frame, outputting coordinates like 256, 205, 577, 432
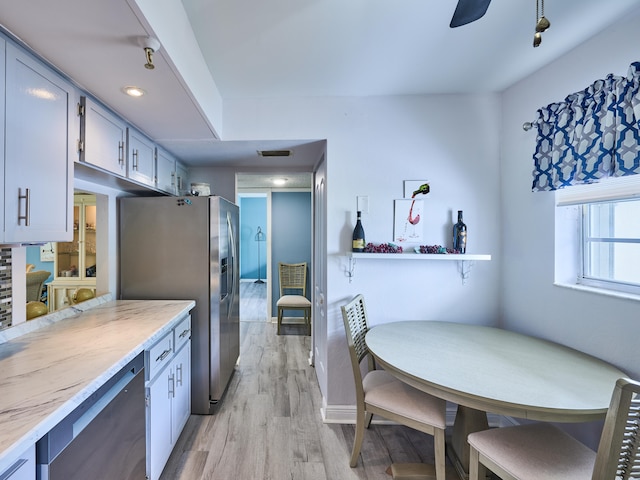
500, 9, 640, 377
223, 94, 503, 410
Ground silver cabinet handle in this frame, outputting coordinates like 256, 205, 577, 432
176, 363, 183, 387
132, 149, 139, 170
178, 328, 190, 339
18, 188, 30, 226
118, 141, 124, 166
156, 348, 171, 363
168, 373, 175, 398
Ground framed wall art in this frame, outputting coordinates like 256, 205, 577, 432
394, 199, 424, 243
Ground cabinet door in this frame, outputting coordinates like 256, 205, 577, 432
147, 369, 174, 480
0, 444, 35, 480
0, 38, 5, 241
156, 148, 176, 195
4, 43, 74, 243
80, 96, 126, 177
127, 128, 155, 187
175, 162, 189, 196
172, 343, 191, 442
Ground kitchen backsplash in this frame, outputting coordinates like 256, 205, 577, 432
0, 249, 12, 330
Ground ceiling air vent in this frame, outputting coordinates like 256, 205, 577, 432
257, 149, 292, 157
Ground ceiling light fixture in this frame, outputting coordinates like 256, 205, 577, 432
122, 86, 146, 97
272, 178, 288, 186
257, 149, 292, 157
138, 36, 161, 70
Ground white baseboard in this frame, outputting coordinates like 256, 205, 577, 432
321, 401, 518, 428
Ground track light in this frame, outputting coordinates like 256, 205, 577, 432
138, 36, 161, 70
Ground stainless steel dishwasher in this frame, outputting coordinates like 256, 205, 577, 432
36, 353, 146, 480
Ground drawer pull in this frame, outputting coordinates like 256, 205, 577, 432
178, 328, 191, 339
156, 348, 171, 363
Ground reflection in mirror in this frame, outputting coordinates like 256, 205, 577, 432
25, 189, 105, 317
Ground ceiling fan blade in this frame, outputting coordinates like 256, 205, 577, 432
450, 0, 492, 28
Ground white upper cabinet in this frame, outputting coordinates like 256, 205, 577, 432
3, 41, 75, 243
79, 96, 127, 177
127, 127, 156, 187
156, 148, 177, 195
175, 161, 190, 196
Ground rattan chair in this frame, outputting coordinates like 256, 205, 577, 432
276, 262, 311, 335
468, 377, 640, 480
341, 294, 447, 479
26, 270, 50, 302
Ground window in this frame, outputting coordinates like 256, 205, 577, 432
555, 175, 640, 297
580, 199, 640, 294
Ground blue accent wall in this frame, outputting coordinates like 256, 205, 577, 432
271, 192, 312, 314
239, 196, 267, 279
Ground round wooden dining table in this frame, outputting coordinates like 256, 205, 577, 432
365, 320, 626, 479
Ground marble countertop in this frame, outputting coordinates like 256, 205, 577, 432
0, 299, 195, 472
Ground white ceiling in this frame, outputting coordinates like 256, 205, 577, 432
0, 0, 639, 180
182, 0, 640, 97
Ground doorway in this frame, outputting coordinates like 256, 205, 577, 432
237, 174, 313, 328
238, 193, 268, 322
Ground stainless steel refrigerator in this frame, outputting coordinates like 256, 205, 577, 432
119, 195, 239, 415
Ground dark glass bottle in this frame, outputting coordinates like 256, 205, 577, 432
352, 211, 365, 252
453, 210, 467, 254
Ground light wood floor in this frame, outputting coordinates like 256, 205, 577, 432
160, 318, 441, 479
240, 279, 268, 322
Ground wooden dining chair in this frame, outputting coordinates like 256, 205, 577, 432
468, 377, 640, 480
26, 270, 50, 303
341, 294, 447, 480
277, 262, 311, 335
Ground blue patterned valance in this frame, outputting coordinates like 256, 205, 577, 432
532, 62, 640, 192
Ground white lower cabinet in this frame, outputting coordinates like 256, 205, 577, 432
1, 444, 35, 480
146, 316, 191, 480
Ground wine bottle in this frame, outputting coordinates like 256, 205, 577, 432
352, 211, 365, 252
452, 210, 467, 254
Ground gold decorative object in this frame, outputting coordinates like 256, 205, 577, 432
534, 0, 550, 47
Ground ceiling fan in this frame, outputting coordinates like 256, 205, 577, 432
449, 0, 492, 27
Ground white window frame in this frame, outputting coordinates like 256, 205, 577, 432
578, 200, 640, 295
555, 175, 640, 299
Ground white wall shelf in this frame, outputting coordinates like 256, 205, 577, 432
347, 253, 492, 284
349, 253, 491, 261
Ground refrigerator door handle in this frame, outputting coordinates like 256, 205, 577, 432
227, 211, 237, 318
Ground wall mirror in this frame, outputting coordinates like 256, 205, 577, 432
25, 189, 107, 318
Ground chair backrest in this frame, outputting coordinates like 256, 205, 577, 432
278, 262, 307, 297
592, 377, 640, 479
341, 294, 376, 401
26, 270, 50, 302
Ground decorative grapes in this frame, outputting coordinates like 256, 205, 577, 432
364, 242, 403, 253
418, 245, 460, 254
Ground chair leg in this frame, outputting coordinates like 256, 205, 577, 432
306, 307, 311, 336
277, 307, 283, 335
364, 411, 373, 429
350, 409, 366, 467
434, 428, 446, 480
468, 445, 485, 480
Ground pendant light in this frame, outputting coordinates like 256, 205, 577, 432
533, 0, 550, 47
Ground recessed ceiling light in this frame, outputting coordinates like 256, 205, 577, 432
122, 86, 146, 97
272, 178, 288, 186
